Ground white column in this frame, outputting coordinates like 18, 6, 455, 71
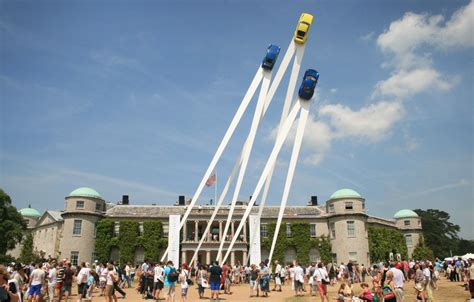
231, 221, 235, 237
194, 220, 199, 242
243, 250, 248, 265
181, 251, 187, 264
207, 225, 211, 242
183, 222, 187, 242
231, 251, 235, 266
206, 250, 211, 264
243, 221, 247, 242
219, 221, 223, 241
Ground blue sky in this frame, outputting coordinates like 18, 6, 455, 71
1, 0, 473, 239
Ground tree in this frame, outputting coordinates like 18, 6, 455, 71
0, 188, 26, 256
412, 237, 434, 260
18, 232, 42, 264
414, 209, 460, 258
456, 239, 474, 255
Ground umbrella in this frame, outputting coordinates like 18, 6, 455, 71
444, 257, 453, 262
461, 253, 474, 260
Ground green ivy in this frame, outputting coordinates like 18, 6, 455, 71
95, 219, 164, 264
368, 226, 408, 262
412, 237, 434, 260
261, 222, 332, 265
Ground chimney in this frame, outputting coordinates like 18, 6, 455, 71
122, 195, 129, 205
178, 195, 185, 206
310, 195, 318, 206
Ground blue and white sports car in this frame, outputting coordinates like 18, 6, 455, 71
262, 44, 281, 70
298, 69, 319, 100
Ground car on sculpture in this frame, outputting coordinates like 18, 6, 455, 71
298, 69, 319, 100
262, 44, 281, 70
294, 13, 314, 44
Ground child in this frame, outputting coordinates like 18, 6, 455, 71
86, 271, 97, 300
358, 283, 373, 301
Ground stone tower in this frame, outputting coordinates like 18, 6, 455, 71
59, 187, 105, 265
326, 188, 370, 266
393, 209, 423, 259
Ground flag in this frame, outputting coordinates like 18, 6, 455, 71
206, 173, 216, 187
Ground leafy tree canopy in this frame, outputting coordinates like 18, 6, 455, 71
0, 188, 27, 255
414, 209, 460, 258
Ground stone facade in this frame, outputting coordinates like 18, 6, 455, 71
11, 187, 423, 266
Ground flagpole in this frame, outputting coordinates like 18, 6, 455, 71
214, 172, 217, 206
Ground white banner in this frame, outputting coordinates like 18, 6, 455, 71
249, 215, 261, 266
168, 215, 180, 268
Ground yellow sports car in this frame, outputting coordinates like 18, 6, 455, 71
294, 13, 314, 44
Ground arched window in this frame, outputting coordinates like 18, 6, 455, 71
284, 247, 297, 264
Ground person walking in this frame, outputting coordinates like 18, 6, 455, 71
293, 262, 304, 297
179, 264, 189, 302
259, 262, 270, 297
196, 265, 207, 299
313, 262, 329, 302
27, 263, 45, 302
105, 264, 117, 302
272, 260, 282, 292
46, 263, 57, 302
249, 264, 259, 298
208, 261, 222, 301
153, 262, 164, 300
389, 263, 405, 302
164, 261, 177, 302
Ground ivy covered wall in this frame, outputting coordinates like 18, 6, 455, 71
261, 222, 332, 264
368, 225, 408, 262
94, 219, 166, 264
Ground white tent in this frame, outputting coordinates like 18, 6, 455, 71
461, 253, 474, 260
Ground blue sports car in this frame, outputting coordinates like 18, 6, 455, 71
262, 44, 281, 70
298, 69, 319, 100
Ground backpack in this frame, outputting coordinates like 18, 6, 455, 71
168, 268, 178, 283
382, 284, 396, 300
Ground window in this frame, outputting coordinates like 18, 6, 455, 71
76, 200, 84, 209
347, 221, 355, 237
310, 224, 317, 237
114, 222, 120, 237
330, 222, 336, 238
139, 222, 144, 236
345, 202, 353, 210
404, 220, 411, 226
71, 251, 79, 266
260, 224, 268, 238
328, 203, 335, 213
349, 252, 357, 261
73, 220, 82, 235
162, 224, 169, 238
286, 223, 292, 237
95, 202, 102, 211
362, 202, 365, 209
405, 234, 413, 247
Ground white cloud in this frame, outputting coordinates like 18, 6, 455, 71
373, 67, 456, 98
377, 1, 474, 69
319, 101, 405, 142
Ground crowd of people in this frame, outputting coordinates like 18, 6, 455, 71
1, 256, 473, 302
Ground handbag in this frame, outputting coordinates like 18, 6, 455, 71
201, 279, 209, 288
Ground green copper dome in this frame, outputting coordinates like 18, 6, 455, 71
329, 188, 362, 200
394, 209, 418, 219
19, 205, 41, 217
68, 187, 102, 199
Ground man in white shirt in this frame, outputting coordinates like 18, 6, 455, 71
293, 262, 304, 297
47, 263, 57, 302
28, 263, 45, 302
76, 262, 91, 302
389, 263, 405, 302
272, 260, 282, 292
153, 263, 165, 300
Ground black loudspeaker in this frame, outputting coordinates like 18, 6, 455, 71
310, 196, 318, 206
178, 195, 185, 205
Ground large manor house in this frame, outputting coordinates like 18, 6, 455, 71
10, 187, 422, 267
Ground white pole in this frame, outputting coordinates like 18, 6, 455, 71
161, 68, 263, 261
217, 70, 272, 262
268, 99, 311, 264
222, 99, 303, 263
